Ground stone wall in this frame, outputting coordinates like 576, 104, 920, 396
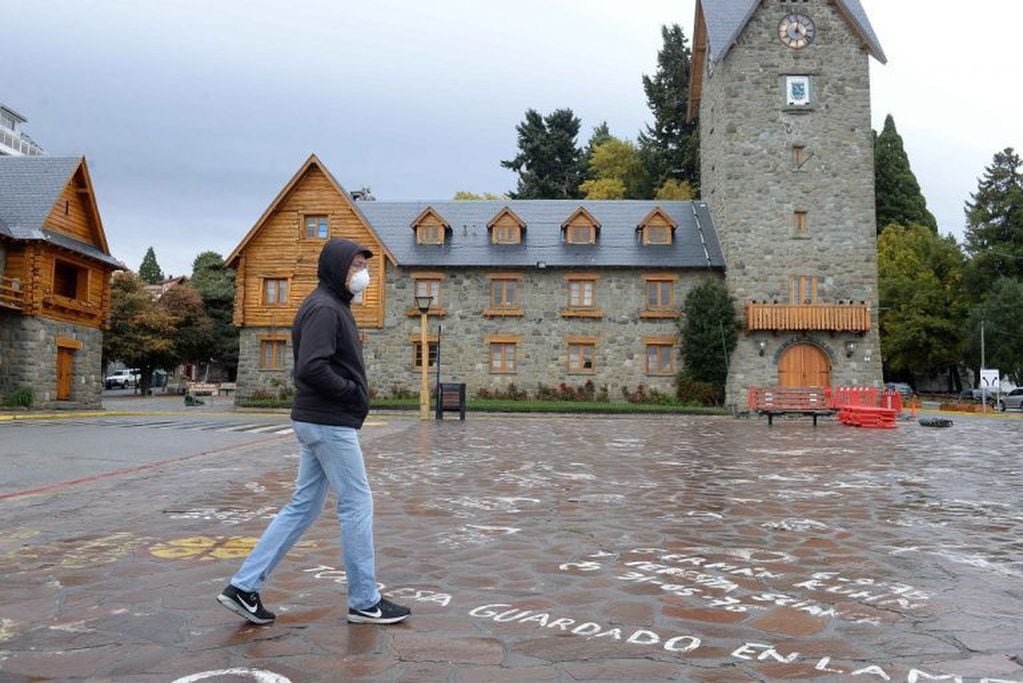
700, 0, 883, 408
0, 313, 103, 407
235, 267, 723, 402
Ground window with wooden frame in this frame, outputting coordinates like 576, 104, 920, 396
567, 338, 596, 374
416, 224, 443, 244
304, 214, 329, 239
638, 207, 677, 245
486, 274, 523, 316
487, 335, 520, 374
562, 207, 600, 245
487, 207, 525, 245
793, 211, 808, 236
411, 207, 449, 245
790, 275, 818, 304
262, 278, 289, 305
53, 259, 88, 301
260, 338, 287, 370
643, 275, 676, 312
644, 339, 675, 375
412, 340, 439, 369
568, 277, 595, 308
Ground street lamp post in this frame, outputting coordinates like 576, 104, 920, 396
415, 295, 434, 420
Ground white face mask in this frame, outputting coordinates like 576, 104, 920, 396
348, 267, 370, 294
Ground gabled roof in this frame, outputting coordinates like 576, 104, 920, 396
561, 206, 601, 231
226, 154, 396, 268
486, 206, 526, 230
355, 200, 723, 269
410, 206, 450, 231
637, 206, 679, 231
0, 155, 122, 268
699, 0, 886, 66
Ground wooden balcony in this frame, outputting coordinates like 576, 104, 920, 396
0, 276, 25, 311
745, 301, 871, 333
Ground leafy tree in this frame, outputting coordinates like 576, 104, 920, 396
874, 115, 937, 233
580, 137, 645, 199
965, 277, 1023, 384
159, 284, 216, 367
638, 24, 699, 197
877, 224, 968, 389
655, 178, 695, 200
190, 251, 239, 376
452, 191, 505, 200
679, 280, 738, 388
501, 108, 586, 199
138, 247, 164, 284
963, 148, 1023, 299
104, 273, 178, 395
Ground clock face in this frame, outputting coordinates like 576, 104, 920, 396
779, 13, 816, 49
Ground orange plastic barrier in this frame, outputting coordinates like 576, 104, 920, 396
748, 386, 903, 429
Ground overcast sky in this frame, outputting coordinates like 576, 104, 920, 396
4, 1, 1021, 277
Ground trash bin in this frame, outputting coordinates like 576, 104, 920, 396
435, 383, 466, 420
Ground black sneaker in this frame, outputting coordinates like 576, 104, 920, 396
347, 597, 411, 624
217, 584, 276, 625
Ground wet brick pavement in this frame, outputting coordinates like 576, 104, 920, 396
1, 413, 1022, 681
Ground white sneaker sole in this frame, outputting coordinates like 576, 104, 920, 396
346, 611, 410, 624
217, 593, 275, 625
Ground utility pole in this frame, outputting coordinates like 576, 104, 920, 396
981, 320, 986, 415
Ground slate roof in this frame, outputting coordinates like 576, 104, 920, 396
700, 0, 886, 65
356, 200, 724, 270
0, 155, 123, 268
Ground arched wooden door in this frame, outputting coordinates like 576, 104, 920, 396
778, 343, 831, 388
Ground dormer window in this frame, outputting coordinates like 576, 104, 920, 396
411, 206, 449, 245
638, 207, 677, 245
487, 207, 525, 245
562, 207, 600, 245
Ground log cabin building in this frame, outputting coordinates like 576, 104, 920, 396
0, 156, 122, 407
228, 0, 886, 408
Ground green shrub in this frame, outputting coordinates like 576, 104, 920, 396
675, 376, 723, 406
5, 385, 34, 407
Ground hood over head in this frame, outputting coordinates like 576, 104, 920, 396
317, 238, 373, 302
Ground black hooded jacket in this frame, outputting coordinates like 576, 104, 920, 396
290, 239, 373, 428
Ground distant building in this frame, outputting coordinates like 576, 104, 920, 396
0, 156, 123, 406
0, 105, 45, 157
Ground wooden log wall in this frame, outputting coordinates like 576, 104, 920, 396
239, 165, 386, 329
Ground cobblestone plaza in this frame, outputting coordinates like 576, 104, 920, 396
1, 413, 1021, 681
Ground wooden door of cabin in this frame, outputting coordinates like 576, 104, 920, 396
56, 348, 74, 400
778, 343, 831, 388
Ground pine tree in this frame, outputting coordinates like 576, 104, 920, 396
874, 114, 938, 233
190, 252, 239, 374
501, 108, 586, 199
638, 24, 699, 197
962, 148, 1023, 301
138, 247, 164, 284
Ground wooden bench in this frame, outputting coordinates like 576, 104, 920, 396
748, 386, 833, 426
218, 382, 237, 396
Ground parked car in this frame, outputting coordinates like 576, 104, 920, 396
884, 382, 913, 398
104, 369, 140, 389
997, 388, 1023, 412
962, 386, 998, 403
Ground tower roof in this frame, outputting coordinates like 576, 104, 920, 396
699, 0, 886, 66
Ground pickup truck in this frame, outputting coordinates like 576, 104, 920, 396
104, 369, 140, 389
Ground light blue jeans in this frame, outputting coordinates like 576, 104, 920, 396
231, 420, 381, 610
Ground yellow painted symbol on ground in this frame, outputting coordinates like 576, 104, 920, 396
149, 536, 317, 561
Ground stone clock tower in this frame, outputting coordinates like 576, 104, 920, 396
688, 0, 887, 408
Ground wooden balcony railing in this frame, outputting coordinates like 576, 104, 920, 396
0, 276, 25, 311
745, 301, 871, 333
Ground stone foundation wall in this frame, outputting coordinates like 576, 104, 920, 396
0, 313, 103, 407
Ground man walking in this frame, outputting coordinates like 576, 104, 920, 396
217, 239, 410, 625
